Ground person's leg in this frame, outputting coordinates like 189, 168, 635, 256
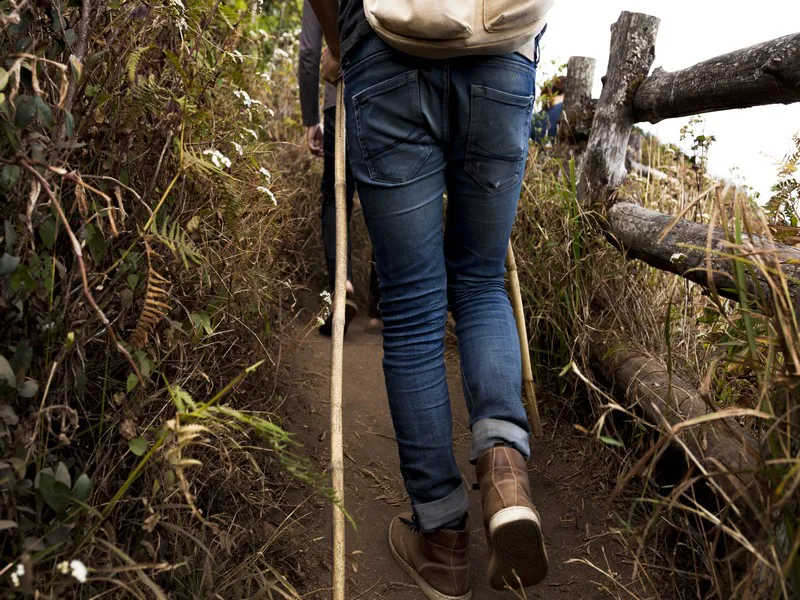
444, 54, 535, 463
342, 36, 469, 534
445, 51, 548, 589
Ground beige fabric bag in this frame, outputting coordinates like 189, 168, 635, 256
363, 0, 553, 59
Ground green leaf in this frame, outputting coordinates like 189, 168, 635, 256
127, 273, 139, 289
128, 437, 147, 456
64, 111, 74, 138
0, 404, 19, 425
55, 461, 71, 488
72, 473, 92, 501
10, 265, 36, 294
0, 68, 10, 91
38, 471, 72, 513
1, 165, 20, 192
599, 435, 625, 448
33, 95, 53, 128
0, 356, 17, 389
64, 28, 77, 45
127, 373, 139, 392
18, 378, 38, 398
39, 217, 56, 249
14, 95, 36, 129
85, 223, 106, 262
10, 342, 33, 374
0, 253, 20, 276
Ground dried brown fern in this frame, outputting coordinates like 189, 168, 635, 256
129, 240, 171, 350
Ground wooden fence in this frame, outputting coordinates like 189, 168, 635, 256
552, 13, 800, 502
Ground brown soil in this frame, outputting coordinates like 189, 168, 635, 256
284, 316, 634, 600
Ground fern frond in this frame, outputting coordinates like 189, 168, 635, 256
127, 45, 152, 83
129, 241, 172, 351
152, 216, 204, 269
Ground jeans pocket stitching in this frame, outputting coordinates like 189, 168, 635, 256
465, 88, 534, 194
353, 71, 433, 185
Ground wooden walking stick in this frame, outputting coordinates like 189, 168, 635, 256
506, 241, 543, 437
330, 80, 347, 600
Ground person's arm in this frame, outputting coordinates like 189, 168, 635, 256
308, 0, 341, 58
298, 1, 324, 155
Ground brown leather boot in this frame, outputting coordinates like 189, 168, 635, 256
388, 514, 472, 600
476, 446, 548, 590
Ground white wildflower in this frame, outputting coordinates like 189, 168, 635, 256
266, 108, 275, 117
320, 290, 332, 305
11, 573, 20, 588
258, 167, 271, 183
232, 141, 243, 156
231, 50, 245, 63
670, 252, 687, 263
244, 128, 258, 140
202, 149, 232, 169
169, 0, 185, 9
57, 561, 70, 574
178, 17, 187, 31
274, 48, 290, 60
15, 564, 24, 576
259, 71, 272, 82
70, 559, 88, 583
316, 316, 325, 326
257, 186, 277, 205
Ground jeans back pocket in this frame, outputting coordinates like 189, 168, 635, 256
353, 70, 432, 184
465, 84, 534, 193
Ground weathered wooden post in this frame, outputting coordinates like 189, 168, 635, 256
556, 56, 596, 152
578, 12, 660, 209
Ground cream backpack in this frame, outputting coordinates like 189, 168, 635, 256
363, 0, 553, 59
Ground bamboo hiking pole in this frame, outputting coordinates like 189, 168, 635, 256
330, 80, 347, 600
506, 242, 543, 437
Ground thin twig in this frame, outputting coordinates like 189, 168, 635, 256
19, 160, 144, 386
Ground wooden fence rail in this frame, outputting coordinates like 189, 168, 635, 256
547, 11, 800, 513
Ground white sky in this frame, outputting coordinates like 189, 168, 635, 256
539, 0, 800, 201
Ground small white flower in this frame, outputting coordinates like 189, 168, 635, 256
178, 17, 187, 31
202, 149, 232, 169
274, 48, 290, 60
57, 561, 70, 574
259, 71, 272, 82
244, 128, 258, 140
316, 316, 325, 326
169, 0, 185, 9
70, 559, 88, 583
15, 564, 24, 576
257, 186, 277, 205
266, 108, 275, 117
670, 252, 687, 263
11, 573, 20, 588
231, 50, 244, 63
320, 290, 332, 305
232, 141, 243, 156
258, 167, 271, 183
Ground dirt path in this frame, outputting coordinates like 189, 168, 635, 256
286, 316, 631, 600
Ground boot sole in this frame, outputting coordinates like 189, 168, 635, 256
487, 506, 549, 590
388, 524, 472, 600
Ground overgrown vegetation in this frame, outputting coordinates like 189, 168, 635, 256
0, 0, 329, 597
2, 1, 798, 598
514, 130, 799, 598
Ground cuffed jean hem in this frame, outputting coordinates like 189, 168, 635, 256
471, 418, 531, 463
413, 482, 470, 533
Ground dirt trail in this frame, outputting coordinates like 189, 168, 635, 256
287, 316, 631, 600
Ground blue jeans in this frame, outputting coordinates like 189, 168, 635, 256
343, 33, 537, 532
